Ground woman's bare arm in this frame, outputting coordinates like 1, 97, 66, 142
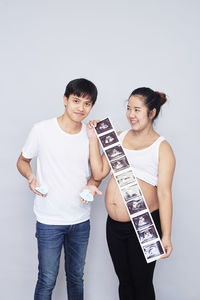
157, 141, 176, 258
87, 122, 110, 181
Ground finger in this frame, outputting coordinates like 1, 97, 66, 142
161, 248, 168, 258
34, 191, 43, 196
161, 246, 172, 258
30, 186, 43, 197
91, 121, 97, 127
88, 121, 95, 128
42, 193, 48, 198
80, 198, 88, 204
95, 188, 102, 195
93, 120, 100, 127
166, 247, 172, 257
161, 253, 170, 259
92, 186, 102, 195
161, 251, 168, 258
90, 120, 99, 128
87, 123, 92, 129
35, 180, 40, 187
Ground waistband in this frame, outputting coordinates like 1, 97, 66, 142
107, 209, 159, 225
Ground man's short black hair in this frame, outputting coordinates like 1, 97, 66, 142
64, 78, 98, 105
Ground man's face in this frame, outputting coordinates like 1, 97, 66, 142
64, 94, 93, 122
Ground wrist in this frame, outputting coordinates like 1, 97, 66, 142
162, 234, 171, 240
27, 172, 34, 180
88, 135, 98, 141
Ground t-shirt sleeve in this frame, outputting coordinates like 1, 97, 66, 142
22, 124, 39, 159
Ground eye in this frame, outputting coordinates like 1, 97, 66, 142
127, 107, 130, 110
74, 98, 79, 103
85, 102, 92, 107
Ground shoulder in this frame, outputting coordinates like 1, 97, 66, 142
159, 139, 173, 152
33, 118, 56, 130
35, 117, 55, 127
159, 140, 176, 164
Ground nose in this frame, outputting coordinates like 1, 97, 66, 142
129, 110, 136, 118
78, 103, 84, 111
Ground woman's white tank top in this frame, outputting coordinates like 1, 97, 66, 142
118, 130, 165, 186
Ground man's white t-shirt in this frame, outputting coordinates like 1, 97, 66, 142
22, 118, 91, 225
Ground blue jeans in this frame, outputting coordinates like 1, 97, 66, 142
34, 220, 90, 300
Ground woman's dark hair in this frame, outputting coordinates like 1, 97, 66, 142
129, 87, 167, 121
64, 78, 98, 105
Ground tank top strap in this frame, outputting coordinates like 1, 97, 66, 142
155, 136, 165, 161
118, 130, 129, 144
155, 136, 166, 146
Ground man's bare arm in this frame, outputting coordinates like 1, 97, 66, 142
17, 153, 45, 197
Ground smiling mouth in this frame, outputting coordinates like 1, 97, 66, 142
74, 112, 85, 116
131, 120, 137, 125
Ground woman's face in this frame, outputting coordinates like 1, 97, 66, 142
126, 95, 152, 131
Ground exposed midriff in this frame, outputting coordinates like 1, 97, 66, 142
105, 175, 159, 222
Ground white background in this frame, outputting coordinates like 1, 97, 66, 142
1, 0, 199, 299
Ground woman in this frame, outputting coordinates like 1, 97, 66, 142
87, 87, 176, 300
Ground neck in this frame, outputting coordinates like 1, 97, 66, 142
57, 114, 82, 134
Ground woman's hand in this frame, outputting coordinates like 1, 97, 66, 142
86, 120, 100, 139
161, 236, 173, 258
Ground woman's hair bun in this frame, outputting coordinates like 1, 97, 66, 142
155, 91, 167, 106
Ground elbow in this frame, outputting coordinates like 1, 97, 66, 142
92, 171, 105, 181
157, 189, 172, 204
16, 153, 29, 172
16, 157, 21, 172
93, 174, 104, 181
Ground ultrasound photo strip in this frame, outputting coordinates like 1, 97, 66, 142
95, 118, 165, 263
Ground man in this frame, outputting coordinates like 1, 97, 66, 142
17, 78, 101, 300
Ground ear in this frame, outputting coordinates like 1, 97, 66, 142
149, 108, 156, 120
63, 96, 68, 107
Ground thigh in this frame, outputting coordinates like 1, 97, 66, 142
106, 217, 131, 281
64, 220, 90, 276
128, 232, 156, 282
127, 219, 157, 300
128, 235, 156, 300
128, 210, 161, 281
36, 222, 64, 274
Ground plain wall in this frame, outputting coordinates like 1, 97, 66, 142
0, 0, 199, 299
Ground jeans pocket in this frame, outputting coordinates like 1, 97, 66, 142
35, 222, 63, 248
78, 219, 90, 232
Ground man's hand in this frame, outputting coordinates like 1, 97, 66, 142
161, 236, 173, 258
80, 185, 102, 204
28, 174, 47, 197
86, 120, 100, 139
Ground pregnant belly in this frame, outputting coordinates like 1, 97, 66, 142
105, 175, 159, 222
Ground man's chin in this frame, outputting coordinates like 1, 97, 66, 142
73, 115, 86, 122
